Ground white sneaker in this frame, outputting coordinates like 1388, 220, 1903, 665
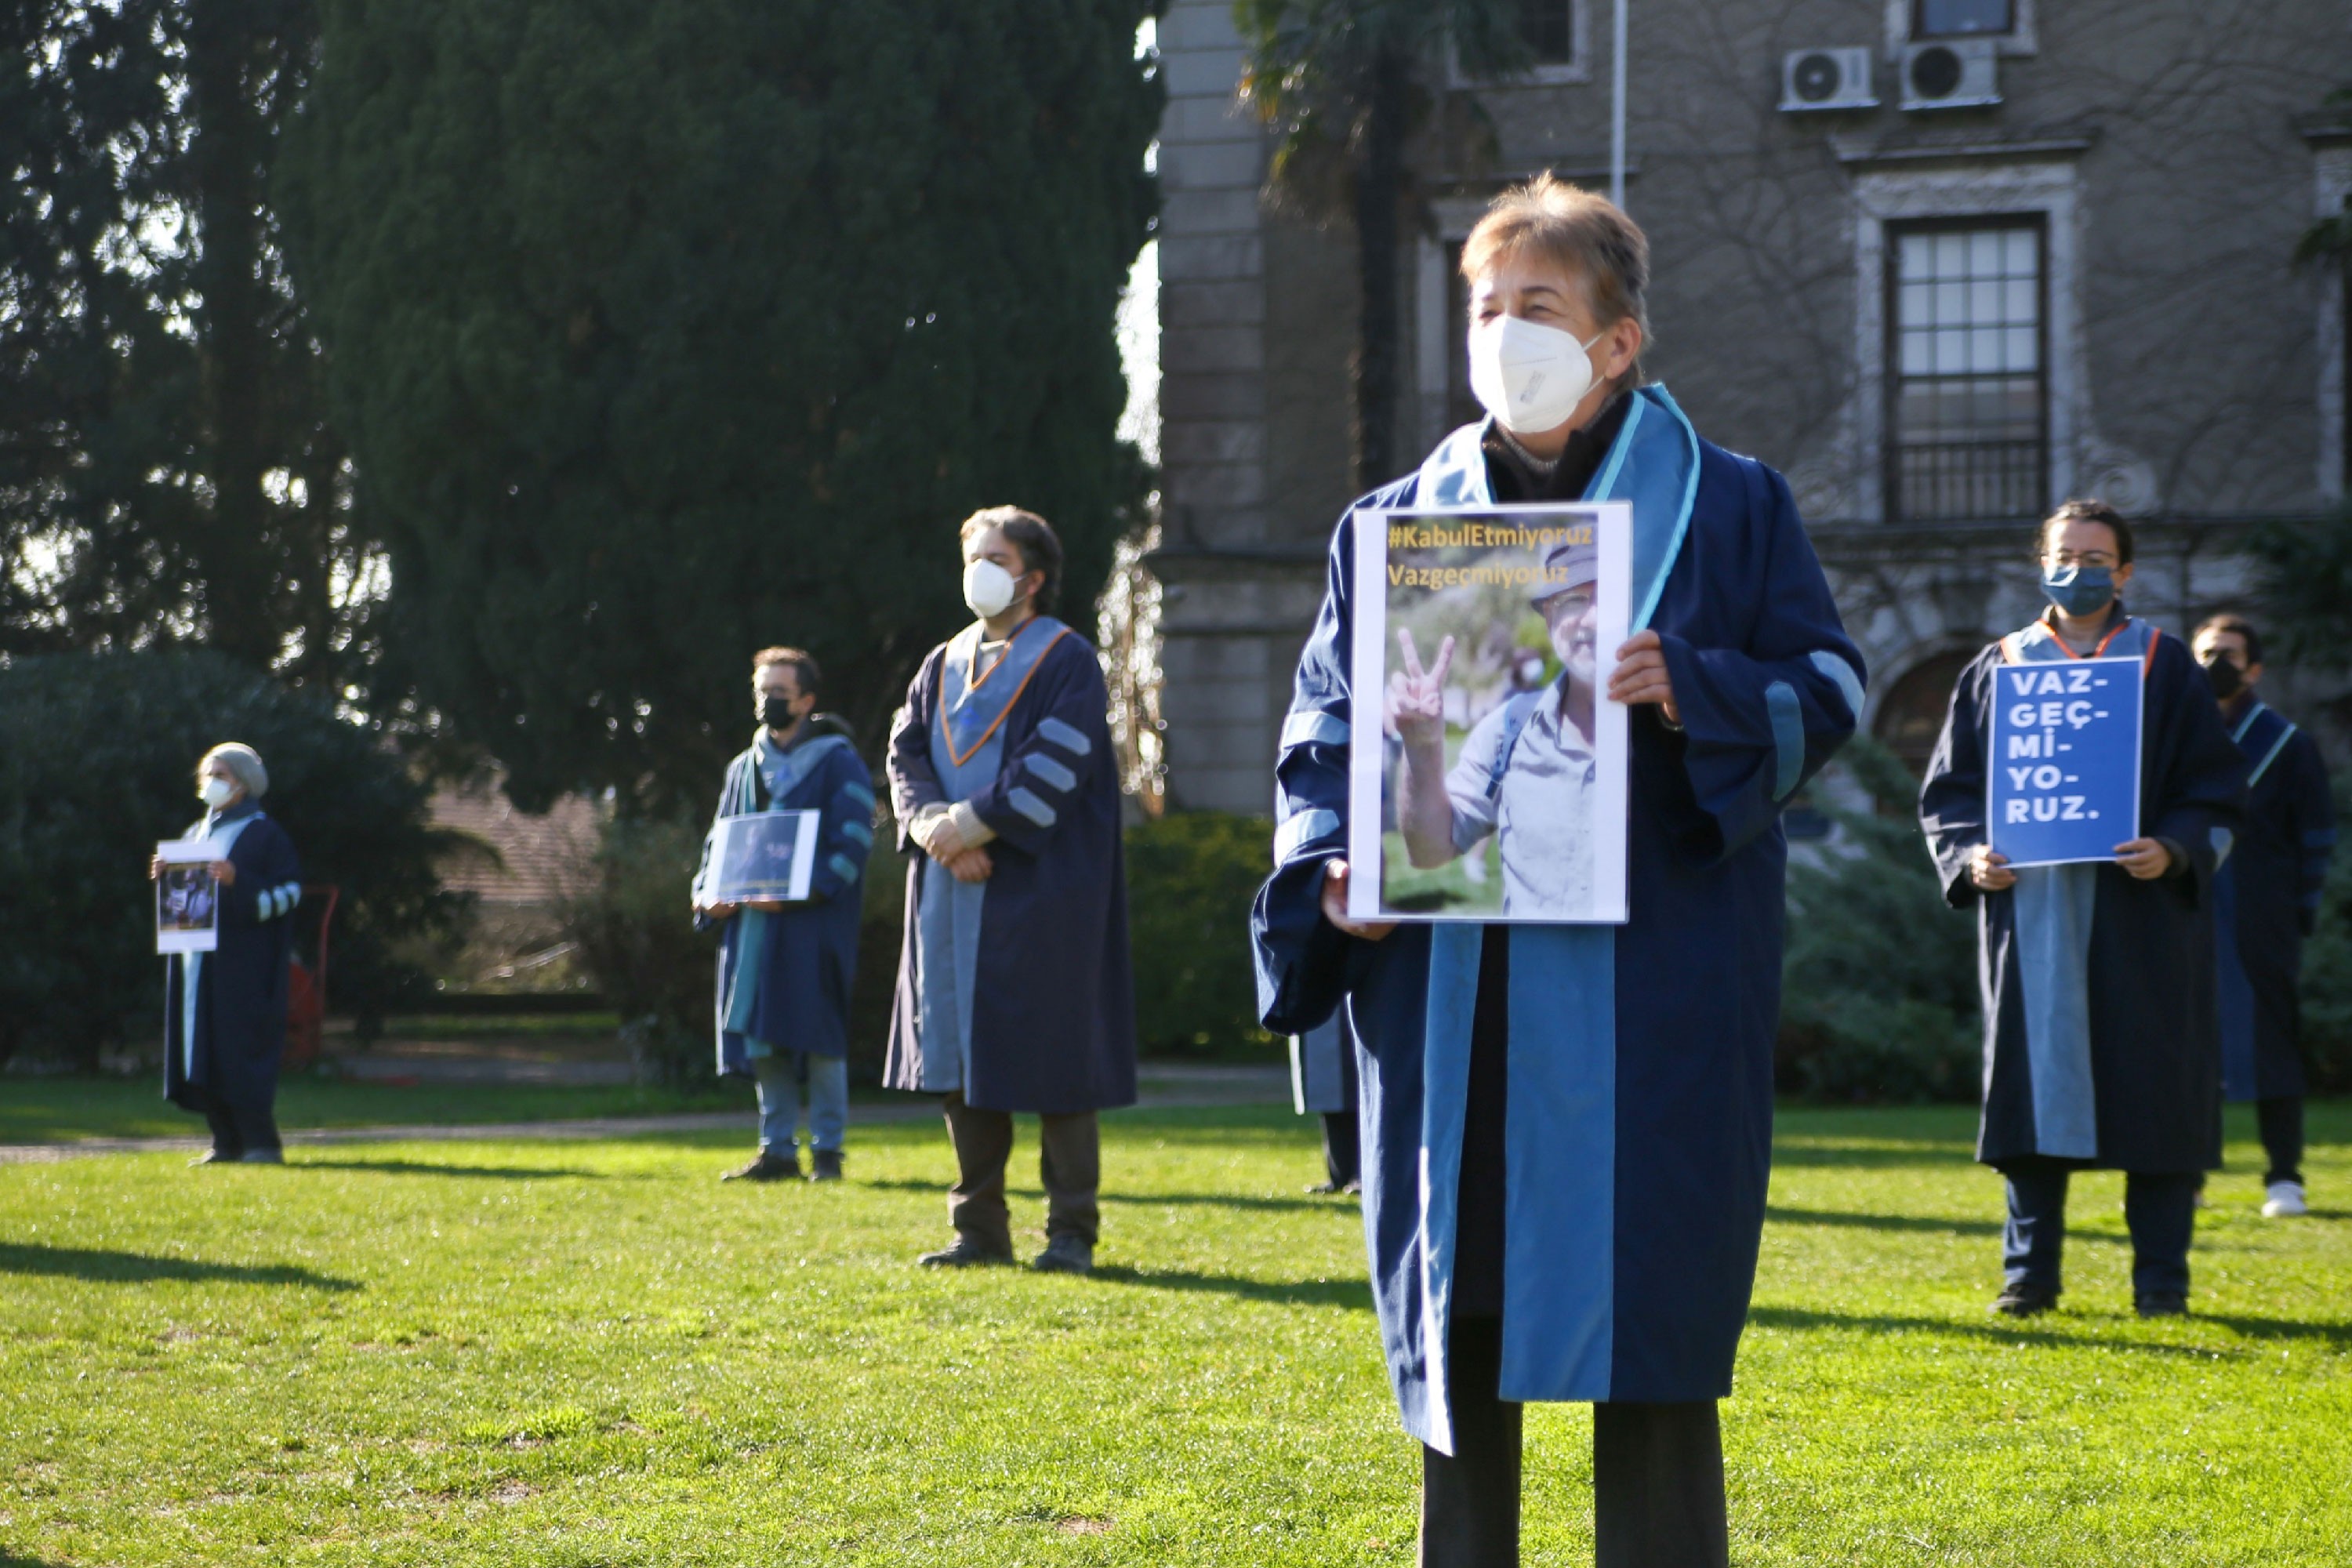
2262, 1181, 2308, 1218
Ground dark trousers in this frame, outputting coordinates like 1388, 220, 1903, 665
1420, 1317, 1729, 1568
1319, 1110, 1360, 1189
942, 1091, 1099, 1254
201, 1098, 281, 1159
2001, 1157, 2198, 1298
2256, 1097, 2304, 1188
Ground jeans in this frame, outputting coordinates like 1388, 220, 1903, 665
942, 1091, 1100, 1253
2002, 1157, 2198, 1298
751, 1051, 848, 1155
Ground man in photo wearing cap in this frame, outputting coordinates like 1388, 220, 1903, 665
1391, 536, 1601, 919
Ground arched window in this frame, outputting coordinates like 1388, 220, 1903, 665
1874, 649, 1978, 777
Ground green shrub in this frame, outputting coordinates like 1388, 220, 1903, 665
554, 815, 716, 1088
1778, 737, 1982, 1102
0, 651, 467, 1069
1124, 811, 1279, 1059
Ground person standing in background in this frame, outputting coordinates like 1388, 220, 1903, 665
885, 507, 1136, 1276
2191, 613, 2334, 1218
149, 744, 303, 1166
1290, 1013, 1359, 1195
1920, 501, 2247, 1319
695, 648, 875, 1183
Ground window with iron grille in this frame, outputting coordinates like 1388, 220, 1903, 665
1886, 220, 2047, 521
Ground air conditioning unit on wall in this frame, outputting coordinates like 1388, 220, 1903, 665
1900, 38, 2000, 111
1780, 47, 1875, 113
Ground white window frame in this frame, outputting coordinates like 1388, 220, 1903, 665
1849, 158, 2083, 523
2314, 144, 2352, 500
1452, 2, 1590, 88
1886, 0, 2034, 58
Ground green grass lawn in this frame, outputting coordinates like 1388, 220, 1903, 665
2, 1102, 2346, 1566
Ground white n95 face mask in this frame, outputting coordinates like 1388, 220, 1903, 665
1468, 314, 1604, 435
200, 777, 235, 808
963, 557, 1019, 619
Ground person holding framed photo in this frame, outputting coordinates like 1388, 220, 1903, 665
693, 648, 876, 1183
1250, 176, 1866, 1568
147, 744, 304, 1166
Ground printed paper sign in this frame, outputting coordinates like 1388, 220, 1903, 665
1987, 655, 2143, 868
1346, 503, 1632, 924
155, 839, 221, 955
705, 811, 820, 904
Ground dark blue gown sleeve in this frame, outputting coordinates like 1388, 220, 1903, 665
806, 748, 878, 902
1918, 648, 2001, 907
887, 652, 946, 852
2290, 734, 2336, 938
966, 641, 1112, 857
691, 757, 742, 933
2143, 636, 2247, 900
223, 820, 303, 927
1251, 512, 1374, 1036
1654, 463, 1867, 861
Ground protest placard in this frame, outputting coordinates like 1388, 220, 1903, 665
703, 811, 820, 904
1987, 655, 2143, 867
1346, 503, 1632, 923
155, 839, 220, 955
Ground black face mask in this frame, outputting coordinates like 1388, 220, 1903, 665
2203, 659, 2244, 700
759, 692, 802, 729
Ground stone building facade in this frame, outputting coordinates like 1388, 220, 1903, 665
1150, 0, 2352, 811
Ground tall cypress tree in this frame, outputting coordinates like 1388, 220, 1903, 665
280, 0, 1160, 811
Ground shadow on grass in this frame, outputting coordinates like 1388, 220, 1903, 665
2192, 1312, 2352, 1349
1766, 1204, 2001, 1238
853, 1178, 1344, 1214
1769, 1144, 1976, 1170
0, 1242, 359, 1292
1090, 1265, 1373, 1311
0, 1551, 71, 1566
292, 1157, 601, 1181
1748, 1305, 2235, 1357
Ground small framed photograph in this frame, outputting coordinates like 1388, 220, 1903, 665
155, 840, 221, 954
704, 811, 821, 905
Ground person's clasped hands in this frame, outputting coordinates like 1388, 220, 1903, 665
909, 804, 994, 885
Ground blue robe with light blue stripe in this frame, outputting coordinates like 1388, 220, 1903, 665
162, 802, 302, 1119
2211, 699, 2332, 1102
694, 724, 875, 1068
884, 618, 1136, 1114
1920, 613, 2247, 1172
1250, 387, 1865, 1446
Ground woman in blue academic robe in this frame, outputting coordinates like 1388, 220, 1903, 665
154, 744, 304, 1165
1250, 178, 1864, 1567
2189, 614, 2331, 1217
1920, 502, 2246, 1319
885, 507, 1136, 1276
693, 647, 876, 1182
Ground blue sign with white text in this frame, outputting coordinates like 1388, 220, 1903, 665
1987, 655, 2143, 868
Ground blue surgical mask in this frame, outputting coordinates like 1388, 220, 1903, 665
2042, 564, 2115, 619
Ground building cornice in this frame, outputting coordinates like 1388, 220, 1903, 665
2296, 110, 2352, 149
1833, 126, 2099, 169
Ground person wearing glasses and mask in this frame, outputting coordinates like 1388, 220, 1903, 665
694, 647, 875, 1183
1920, 501, 2247, 1320
884, 506, 1135, 1276
147, 743, 304, 1165
1252, 175, 1865, 1568
2190, 613, 2333, 1219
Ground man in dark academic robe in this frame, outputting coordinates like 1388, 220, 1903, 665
1254, 372, 1862, 1565
2191, 614, 2334, 1218
885, 506, 1136, 1276
1920, 501, 2247, 1319
156, 743, 304, 1165
694, 647, 875, 1183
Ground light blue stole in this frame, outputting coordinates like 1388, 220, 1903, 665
1404, 387, 1702, 1428
1997, 615, 2161, 1158
722, 728, 856, 1051
908, 616, 1073, 1091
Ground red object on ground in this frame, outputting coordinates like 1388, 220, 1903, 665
284, 884, 340, 1069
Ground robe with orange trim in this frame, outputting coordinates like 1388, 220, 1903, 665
1919, 609, 2247, 1172
883, 615, 1137, 1113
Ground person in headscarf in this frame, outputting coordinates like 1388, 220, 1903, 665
149, 743, 303, 1165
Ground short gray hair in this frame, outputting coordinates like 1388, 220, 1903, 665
198, 742, 269, 801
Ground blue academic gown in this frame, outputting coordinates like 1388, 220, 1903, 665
694, 724, 875, 1070
162, 803, 303, 1119
1919, 612, 2248, 1172
2212, 699, 2333, 1102
883, 615, 1137, 1115
1250, 387, 1866, 1450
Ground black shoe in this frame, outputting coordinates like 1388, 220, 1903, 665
1990, 1283, 2059, 1318
808, 1149, 844, 1182
2136, 1292, 2189, 1319
919, 1237, 1014, 1268
1030, 1233, 1094, 1276
188, 1148, 242, 1167
720, 1150, 799, 1182
240, 1147, 285, 1165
